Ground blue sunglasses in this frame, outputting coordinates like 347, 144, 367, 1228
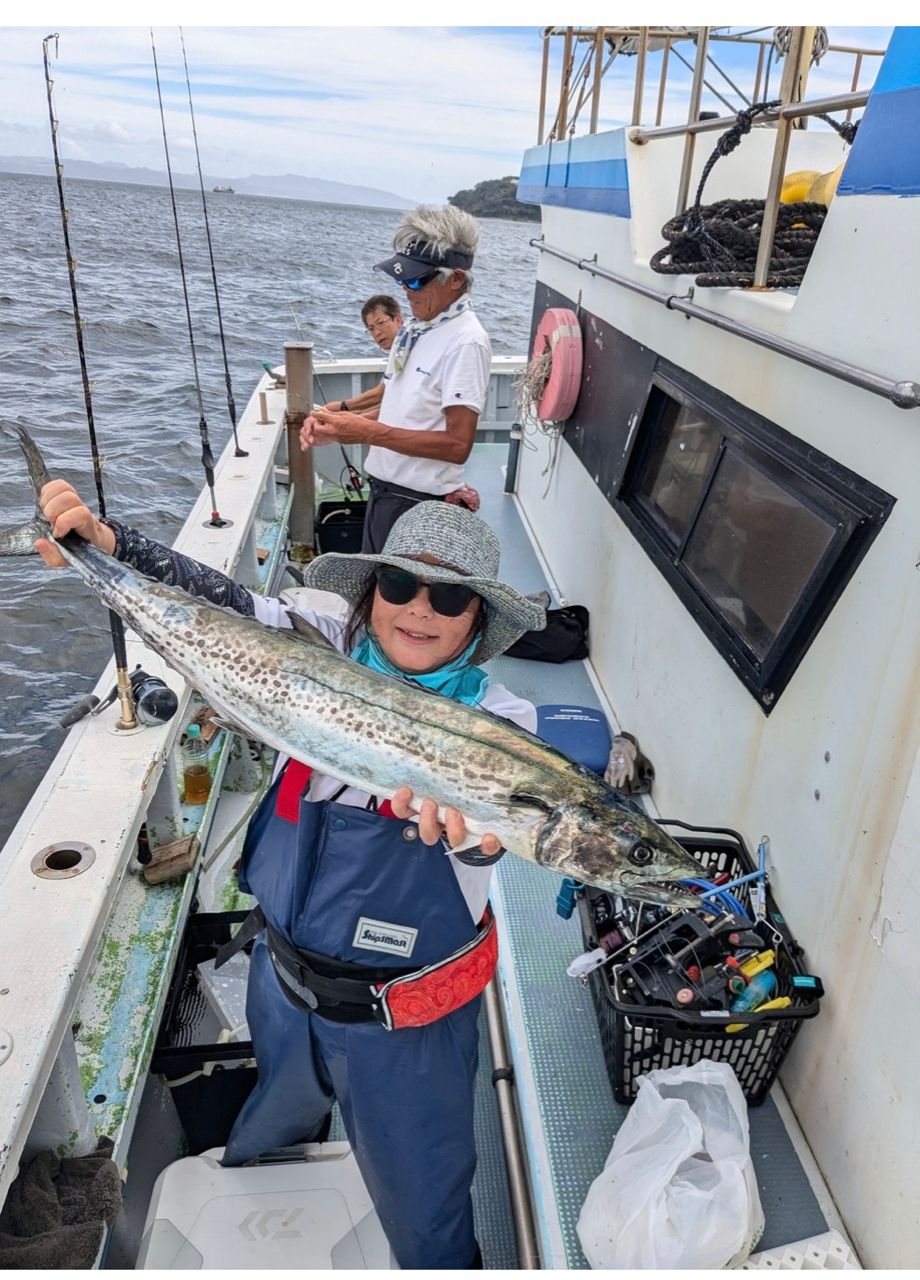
399, 270, 439, 292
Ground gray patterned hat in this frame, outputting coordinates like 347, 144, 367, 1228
304, 502, 546, 664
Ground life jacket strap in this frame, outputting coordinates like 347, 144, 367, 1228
216, 904, 497, 1029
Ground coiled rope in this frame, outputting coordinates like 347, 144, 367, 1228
650, 97, 857, 289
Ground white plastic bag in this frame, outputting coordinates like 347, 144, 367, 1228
576, 1060, 764, 1269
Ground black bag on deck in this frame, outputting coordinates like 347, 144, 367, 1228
505, 605, 589, 663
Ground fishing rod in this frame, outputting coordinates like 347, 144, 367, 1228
178, 27, 248, 460
150, 28, 229, 528
41, 33, 138, 730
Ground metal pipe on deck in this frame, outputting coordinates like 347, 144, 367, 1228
630, 89, 868, 143
556, 27, 573, 138
631, 27, 649, 127
589, 27, 604, 133
753, 26, 815, 288
283, 341, 316, 553
530, 238, 920, 410
484, 977, 541, 1268
675, 28, 710, 214
537, 30, 550, 144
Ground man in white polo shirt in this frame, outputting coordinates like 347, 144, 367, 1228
300, 205, 491, 551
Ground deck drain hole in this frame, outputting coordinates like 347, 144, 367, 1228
31, 842, 96, 880
93, 1094, 107, 1104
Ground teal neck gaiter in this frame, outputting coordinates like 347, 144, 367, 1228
351, 633, 488, 706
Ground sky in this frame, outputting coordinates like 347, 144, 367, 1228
0, 15, 897, 205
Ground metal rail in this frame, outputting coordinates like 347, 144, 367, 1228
630, 89, 869, 143
536, 26, 883, 144
753, 26, 815, 286
530, 237, 920, 410
484, 977, 541, 1268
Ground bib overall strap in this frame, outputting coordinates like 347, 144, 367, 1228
214, 904, 267, 970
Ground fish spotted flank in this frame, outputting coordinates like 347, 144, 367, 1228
0, 423, 702, 907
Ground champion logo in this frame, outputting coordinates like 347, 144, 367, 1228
353, 917, 418, 957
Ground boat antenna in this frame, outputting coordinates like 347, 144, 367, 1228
150, 27, 229, 528
41, 33, 138, 731
178, 27, 248, 460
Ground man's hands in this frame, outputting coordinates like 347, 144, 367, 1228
390, 786, 501, 855
300, 408, 375, 450
34, 480, 116, 567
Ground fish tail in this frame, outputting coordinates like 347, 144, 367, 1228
0, 422, 52, 555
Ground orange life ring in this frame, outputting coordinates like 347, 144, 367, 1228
532, 307, 583, 422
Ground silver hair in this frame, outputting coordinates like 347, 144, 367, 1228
434, 264, 475, 293
394, 205, 478, 293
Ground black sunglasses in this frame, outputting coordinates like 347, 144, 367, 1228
399, 271, 439, 292
374, 567, 480, 618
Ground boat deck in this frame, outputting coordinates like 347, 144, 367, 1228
467, 444, 832, 1267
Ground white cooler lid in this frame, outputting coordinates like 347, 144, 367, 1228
136, 1142, 398, 1269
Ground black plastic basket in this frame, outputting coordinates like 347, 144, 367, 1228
576, 820, 821, 1106
151, 910, 258, 1154
315, 499, 367, 554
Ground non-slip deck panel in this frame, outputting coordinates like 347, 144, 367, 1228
469, 445, 828, 1265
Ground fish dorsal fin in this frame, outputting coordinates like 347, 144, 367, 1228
206, 714, 249, 738
285, 610, 337, 647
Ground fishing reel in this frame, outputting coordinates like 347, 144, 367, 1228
60, 665, 178, 728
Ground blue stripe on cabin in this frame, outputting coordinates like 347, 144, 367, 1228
517, 131, 630, 217
838, 28, 920, 198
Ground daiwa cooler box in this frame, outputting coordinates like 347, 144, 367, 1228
137, 1143, 397, 1269
576, 821, 822, 1105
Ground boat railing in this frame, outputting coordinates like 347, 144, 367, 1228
536, 26, 886, 286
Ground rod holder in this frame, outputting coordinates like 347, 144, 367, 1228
284, 341, 316, 551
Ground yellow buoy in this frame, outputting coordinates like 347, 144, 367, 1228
807, 162, 845, 207
780, 169, 820, 203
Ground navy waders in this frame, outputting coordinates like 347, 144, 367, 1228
222, 769, 486, 1269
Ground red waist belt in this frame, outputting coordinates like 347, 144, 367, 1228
222, 904, 498, 1031
373, 907, 498, 1030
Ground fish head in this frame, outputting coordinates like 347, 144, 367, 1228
537, 799, 703, 910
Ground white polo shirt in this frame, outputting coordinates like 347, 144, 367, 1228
364, 309, 491, 495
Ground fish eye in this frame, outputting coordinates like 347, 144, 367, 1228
628, 841, 654, 867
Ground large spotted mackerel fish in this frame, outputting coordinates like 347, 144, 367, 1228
0, 423, 701, 907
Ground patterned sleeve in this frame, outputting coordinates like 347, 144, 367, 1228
104, 518, 256, 617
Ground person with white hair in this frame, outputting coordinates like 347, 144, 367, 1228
301, 204, 491, 551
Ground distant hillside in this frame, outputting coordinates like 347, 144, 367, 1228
449, 176, 539, 222
0, 156, 416, 211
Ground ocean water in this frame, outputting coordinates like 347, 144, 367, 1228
0, 170, 540, 846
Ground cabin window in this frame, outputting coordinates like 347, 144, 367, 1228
618, 367, 894, 709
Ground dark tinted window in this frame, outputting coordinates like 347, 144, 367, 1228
683, 451, 837, 660
619, 366, 894, 709
637, 398, 721, 542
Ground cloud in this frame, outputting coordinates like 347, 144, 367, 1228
0, 24, 897, 202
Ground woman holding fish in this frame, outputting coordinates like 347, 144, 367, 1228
36, 481, 546, 1271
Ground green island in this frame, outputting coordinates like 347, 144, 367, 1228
448, 175, 540, 223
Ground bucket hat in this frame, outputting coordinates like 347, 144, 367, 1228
375, 241, 474, 284
304, 502, 545, 664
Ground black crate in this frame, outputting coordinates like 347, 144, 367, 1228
576, 820, 821, 1106
315, 499, 367, 554
151, 911, 258, 1154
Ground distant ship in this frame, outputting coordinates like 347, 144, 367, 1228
212, 185, 234, 193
